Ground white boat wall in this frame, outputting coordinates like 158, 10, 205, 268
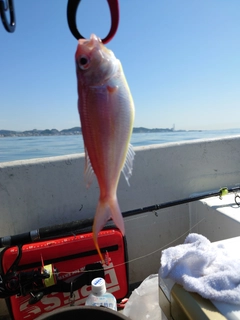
0, 135, 240, 317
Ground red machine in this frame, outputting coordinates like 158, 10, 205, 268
0, 228, 128, 320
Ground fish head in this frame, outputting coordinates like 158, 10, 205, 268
75, 34, 118, 86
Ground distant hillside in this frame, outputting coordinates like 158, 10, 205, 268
0, 127, 82, 137
0, 126, 184, 137
133, 127, 174, 133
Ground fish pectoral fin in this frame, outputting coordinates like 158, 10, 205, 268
122, 144, 135, 186
84, 147, 95, 188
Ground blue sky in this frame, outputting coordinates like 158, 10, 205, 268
1, 0, 240, 131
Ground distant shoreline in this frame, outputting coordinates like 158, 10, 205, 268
0, 127, 202, 138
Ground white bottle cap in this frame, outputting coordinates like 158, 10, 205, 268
91, 277, 106, 295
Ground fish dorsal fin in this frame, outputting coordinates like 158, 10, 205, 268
84, 147, 95, 188
122, 144, 135, 186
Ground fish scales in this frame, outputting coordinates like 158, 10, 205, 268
75, 34, 135, 261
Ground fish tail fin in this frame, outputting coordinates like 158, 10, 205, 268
93, 197, 125, 263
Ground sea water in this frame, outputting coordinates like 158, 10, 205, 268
0, 129, 240, 163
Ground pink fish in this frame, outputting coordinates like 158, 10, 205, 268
75, 34, 135, 262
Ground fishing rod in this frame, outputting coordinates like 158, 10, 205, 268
1, 186, 239, 248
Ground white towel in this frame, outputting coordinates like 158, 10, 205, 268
160, 233, 240, 305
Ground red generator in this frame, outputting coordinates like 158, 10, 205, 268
0, 228, 128, 320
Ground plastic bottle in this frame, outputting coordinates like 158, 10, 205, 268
85, 277, 117, 311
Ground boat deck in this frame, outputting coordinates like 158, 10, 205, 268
1, 194, 240, 319
1, 137, 240, 319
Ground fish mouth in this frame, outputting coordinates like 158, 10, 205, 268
78, 34, 102, 50
78, 33, 114, 67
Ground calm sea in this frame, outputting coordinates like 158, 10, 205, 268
1, 129, 240, 163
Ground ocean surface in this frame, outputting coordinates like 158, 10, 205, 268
1, 128, 240, 163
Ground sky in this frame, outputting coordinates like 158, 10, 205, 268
1, 0, 240, 131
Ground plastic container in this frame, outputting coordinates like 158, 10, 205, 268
85, 277, 117, 310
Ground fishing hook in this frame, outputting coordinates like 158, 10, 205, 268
67, 0, 119, 44
0, 0, 16, 33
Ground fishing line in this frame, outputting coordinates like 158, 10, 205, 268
49, 217, 206, 276
124, 209, 191, 234
123, 217, 206, 265
124, 214, 149, 223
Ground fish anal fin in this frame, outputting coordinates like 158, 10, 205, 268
122, 144, 135, 186
84, 147, 95, 189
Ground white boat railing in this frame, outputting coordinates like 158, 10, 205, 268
0, 135, 240, 283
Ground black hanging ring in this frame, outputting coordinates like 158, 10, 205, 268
0, 0, 16, 33
235, 194, 240, 207
67, 0, 119, 44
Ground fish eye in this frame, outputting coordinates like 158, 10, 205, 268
80, 57, 88, 65
78, 55, 90, 70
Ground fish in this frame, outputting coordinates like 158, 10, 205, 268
75, 34, 135, 262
